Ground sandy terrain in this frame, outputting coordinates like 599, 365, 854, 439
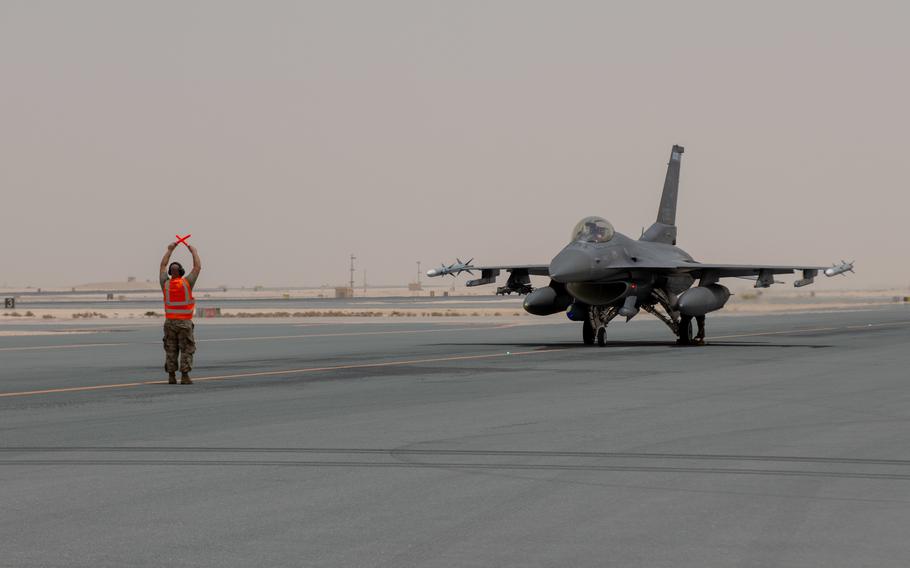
0, 284, 465, 300
2, 284, 907, 334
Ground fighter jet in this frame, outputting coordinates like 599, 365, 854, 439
428, 145, 853, 345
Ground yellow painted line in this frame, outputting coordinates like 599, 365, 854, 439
0, 381, 165, 397
0, 342, 124, 352
1, 320, 907, 399
189, 348, 560, 384
712, 326, 840, 340
0, 324, 518, 353
712, 320, 910, 341
0, 348, 562, 399
196, 324, 519, 343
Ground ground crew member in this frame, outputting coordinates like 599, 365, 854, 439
159, 241, 201, 384
695, 315, 706, 344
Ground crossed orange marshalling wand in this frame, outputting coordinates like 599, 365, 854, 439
175, 234, 191, 247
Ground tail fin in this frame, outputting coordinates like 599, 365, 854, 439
640, 144, 684, 244
657, 145, 684, 226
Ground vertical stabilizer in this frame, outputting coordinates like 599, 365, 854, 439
657, 145, 684, 225
641, 144, 684, 244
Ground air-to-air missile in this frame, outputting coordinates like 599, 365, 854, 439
426, 258, 475, 278
824, 260, 855, 277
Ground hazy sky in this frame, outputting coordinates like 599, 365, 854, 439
2, 1, 908, 289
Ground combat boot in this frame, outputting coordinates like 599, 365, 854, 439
168, 372, 177, 384
181, 372, 193, 385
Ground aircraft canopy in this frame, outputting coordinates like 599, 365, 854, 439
571, 216, 615, 244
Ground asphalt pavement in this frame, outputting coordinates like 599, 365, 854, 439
2, 307, 910, 567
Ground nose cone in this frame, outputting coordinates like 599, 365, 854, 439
549, 249, 593, 283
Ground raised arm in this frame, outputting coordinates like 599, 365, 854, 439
187, 244, 202, 280
160, 242, 178, 281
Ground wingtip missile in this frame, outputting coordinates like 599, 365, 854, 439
426, 258, 476, 278
824, 260, 855, 277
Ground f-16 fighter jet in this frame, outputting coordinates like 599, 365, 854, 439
428, 145, 854, 345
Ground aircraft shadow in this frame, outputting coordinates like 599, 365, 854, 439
431, 341, 830, 349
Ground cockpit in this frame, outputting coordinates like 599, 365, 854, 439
570, 216, 615, 243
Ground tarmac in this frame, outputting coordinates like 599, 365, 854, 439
2, 305, 910, 567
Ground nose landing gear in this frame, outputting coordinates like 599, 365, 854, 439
583, 306, 618, 346
583, 319, 595, 345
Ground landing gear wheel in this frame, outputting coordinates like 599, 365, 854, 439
582, 320, 595, 345
596, 326, 607, 346
677, 316, 694, 345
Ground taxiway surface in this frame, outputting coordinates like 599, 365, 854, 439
2, 307, 909, 567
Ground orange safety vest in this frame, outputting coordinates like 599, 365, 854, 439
164, 276, 196, 320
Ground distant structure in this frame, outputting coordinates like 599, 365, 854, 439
409, 260, 423, 292
335, 254, 356, 298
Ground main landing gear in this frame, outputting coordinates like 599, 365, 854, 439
642, 288, 708, 346
581, 290, 709, 346
676, 315, 706, 346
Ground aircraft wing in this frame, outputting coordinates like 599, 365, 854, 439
675, 262, 825, 276
595, 260, 844, 287
471, 264, 550, 277
426, 262, 549, 294
427, 263, 549, 278
672, 262, 834, 287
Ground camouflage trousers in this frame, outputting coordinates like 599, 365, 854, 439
163, 319, 196, 373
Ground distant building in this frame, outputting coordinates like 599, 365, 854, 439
335, 287, 354, 298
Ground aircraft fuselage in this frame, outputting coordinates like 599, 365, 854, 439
549, 232, 695, 306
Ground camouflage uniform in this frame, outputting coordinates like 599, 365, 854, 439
161, 272, 198, 374
163, 319, 196, 373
